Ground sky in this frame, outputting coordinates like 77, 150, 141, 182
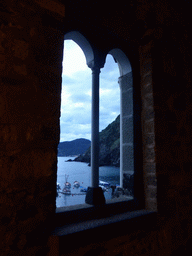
60, 40, 120, 142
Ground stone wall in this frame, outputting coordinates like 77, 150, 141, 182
0, 0, 192, 255
139, 40, 157, 211
0, 1, 64, 254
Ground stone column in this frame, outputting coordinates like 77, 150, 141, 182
91, 66, 100, 188
85, 66, 105, 205
118, 72, 134, 189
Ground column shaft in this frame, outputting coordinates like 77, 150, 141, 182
85, 66, 105, 205
91, 67, 100, 188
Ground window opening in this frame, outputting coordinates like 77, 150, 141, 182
99, 54, 121, 201
56, 35, 135, 209
56, 39, 92, 208
99, 52, 134, 202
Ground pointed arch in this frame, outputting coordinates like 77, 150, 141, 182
64, 31, 94, 68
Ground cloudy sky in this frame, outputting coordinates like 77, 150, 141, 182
60, 40, 120, 142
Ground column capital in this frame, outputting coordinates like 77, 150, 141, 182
91, 66, 101, 74
87, 57, 104, 71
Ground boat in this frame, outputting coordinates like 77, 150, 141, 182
64, 182, 71, 188
99, 180, 110, 187
80, 187, 87, 192
64, 174, 71, 188
62, 174, 71, 194
73, 181, 80, 188
62, 187, 71, 195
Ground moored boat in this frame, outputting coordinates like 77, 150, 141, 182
80, 187, 87, 192
64, 182, 71, 188
99, 180, 110, 187
62, 187, 71, 195
73, 181, 80, 188
64, 174, 71, 188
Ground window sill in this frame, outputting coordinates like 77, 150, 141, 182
55, 196, 137, 227
53, 209, 156, 237
53, 196, 156, 239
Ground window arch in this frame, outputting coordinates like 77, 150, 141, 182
64, 31, 95, 68
109, 48, 132, 76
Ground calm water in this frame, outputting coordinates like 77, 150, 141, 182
56, 157, 121, 207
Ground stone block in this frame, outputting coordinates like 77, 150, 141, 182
0, 53, 6, 75
13, 39, 29, 60
139, 41, 152, 62
0, 121, 45, 156
143, 108, 154, 120
144, 162, 156, 174
5, 83, 42, 123
144, 120, 154, 134
143, 93, 154, 109
122, 144, 134, 171
145, 174, 157, 187
140, 60, 152, 77
0, 156, 10, 190
31, 26, 64, 72
122, 116, 133, 143
145, 185, 157, 200
35, 0, 65, 17
143, 134, 155, 146
119, 72, 133, 91
143, 147, 155, 163
122, 89, 133, 116
145, 197, 157, 211
41, 118, 60, 142
0, 91, 9, 123
41, 91, 61, 119
142, 79, 153, 95
34, 66, 62, 94
13, 64, 27, 76
142, 73, 152, 86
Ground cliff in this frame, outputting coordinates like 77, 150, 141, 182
74, 115, 120, 166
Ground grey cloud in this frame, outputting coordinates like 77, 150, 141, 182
70, 93, 91, 104
60, 45, 121, 141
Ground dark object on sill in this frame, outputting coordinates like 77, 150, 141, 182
85, 187, 106, 205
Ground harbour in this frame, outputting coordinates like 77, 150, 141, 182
56, 156, 126, 207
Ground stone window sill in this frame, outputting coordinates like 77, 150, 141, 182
53, 209, 156, 237
53, 194, 156, 239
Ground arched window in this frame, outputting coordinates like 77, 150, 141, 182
57, 35, 92, 207
57, 32, 144, 210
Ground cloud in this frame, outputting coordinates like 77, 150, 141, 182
60, 121, 91, 142
60, 40, 120, 142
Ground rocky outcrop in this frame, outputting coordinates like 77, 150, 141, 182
74, 115, 120, 166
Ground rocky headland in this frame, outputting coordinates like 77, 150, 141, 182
74, 115, 120, 167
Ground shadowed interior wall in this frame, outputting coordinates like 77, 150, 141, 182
0, 1, 192, 255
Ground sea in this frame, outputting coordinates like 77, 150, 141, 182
56, 156, 122, 208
